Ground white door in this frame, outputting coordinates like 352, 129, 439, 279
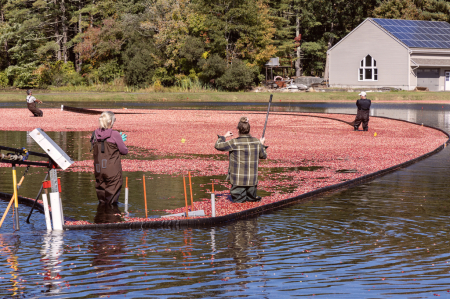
446, 72, 450, 91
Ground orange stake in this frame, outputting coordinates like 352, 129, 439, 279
183, 176, 189, 218
188, 172, 194, 210
212, 181, 214, 193
143, 175, 148, 218
126, 177, 128, 189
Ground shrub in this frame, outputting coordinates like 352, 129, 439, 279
0, 72, 8, 87
6, 63, 39, 88
199, 54, 227, 84
174, 72, 202, 91
216, 59, 256, 91
33, 61, 83, 88
152, 67, 173, 86
98, 59, 123, 83
153, 79, 163, 92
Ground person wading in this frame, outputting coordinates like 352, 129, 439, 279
26, 90, 43, 117
90, 111, 128, 205
215, 116, 267, 203
354, 91, 371, 131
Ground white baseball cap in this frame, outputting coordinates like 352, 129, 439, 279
358, 91, 367, 96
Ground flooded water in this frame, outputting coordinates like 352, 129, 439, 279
1, 101, 450, 298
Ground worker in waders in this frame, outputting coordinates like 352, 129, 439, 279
354, 91, 371, 131
26, 90, 43, 117
215, 117, 267, 203
90, 111, 128, 205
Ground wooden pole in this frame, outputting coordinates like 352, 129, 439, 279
188, 172, 194, 210
183, 176, 189, 218
143, 175, 147, 218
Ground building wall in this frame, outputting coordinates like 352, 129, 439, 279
410, 53, 450, 91
409, 64, 418, 88
329, 20, 411, 89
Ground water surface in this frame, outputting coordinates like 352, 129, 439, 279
1, 102, 450, 298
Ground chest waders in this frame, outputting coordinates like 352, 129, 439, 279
27, 102, 43, 117
90, 132, 123, 205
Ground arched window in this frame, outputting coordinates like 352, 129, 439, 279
359, 55, 378, 81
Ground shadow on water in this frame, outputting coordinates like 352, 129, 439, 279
2, 102, 450, 298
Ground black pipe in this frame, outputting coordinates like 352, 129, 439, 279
62, 105, 150, 115
26, 171, 50, 224
0, 159, 51, 167
0, 145, 49, 158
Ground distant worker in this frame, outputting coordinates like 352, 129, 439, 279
90, 111, 128, 205
26, 89, 43, 117
215, 116, 267, 203
354, 91, 371, 131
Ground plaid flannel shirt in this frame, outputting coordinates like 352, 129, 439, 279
214, 134, 267, 186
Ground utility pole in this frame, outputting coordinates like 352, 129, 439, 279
295, 15, 301, 77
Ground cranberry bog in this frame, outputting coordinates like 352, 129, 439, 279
0, 108, 447, 229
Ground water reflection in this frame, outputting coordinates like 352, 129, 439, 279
0, 235, 20, 297
227, 220, 259, 280
210, 228, 216, 253
94, 203, 122, 224
40, 231, 64, 294
89, 230, 127, 297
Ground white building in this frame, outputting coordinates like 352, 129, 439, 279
327, 18, 450, 91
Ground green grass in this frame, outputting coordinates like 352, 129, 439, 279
0, 89, 448, 103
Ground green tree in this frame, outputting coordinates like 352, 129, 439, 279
373, 0, 421, 19
195, 0, 276, 65
216, 59, 256, 90
374, 0, 450, 21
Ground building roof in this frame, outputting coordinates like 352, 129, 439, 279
372, 18, 450, 49
411, 58, 450, 67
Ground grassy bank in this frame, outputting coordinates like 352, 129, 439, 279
0, 90, 449, 103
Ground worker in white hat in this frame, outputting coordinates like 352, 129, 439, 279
26, 89, 43, 117
353, 91, 371, 131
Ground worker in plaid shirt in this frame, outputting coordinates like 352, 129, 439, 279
215, 116, 267, 203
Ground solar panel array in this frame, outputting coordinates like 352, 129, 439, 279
372, 18, 450, 49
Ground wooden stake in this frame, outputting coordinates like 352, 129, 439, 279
183, 176, 189, 218
188, 172, 194, 210
143, 175, 148, 218
212, 181, 214, 193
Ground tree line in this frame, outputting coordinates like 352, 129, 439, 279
0, 0, 449, 90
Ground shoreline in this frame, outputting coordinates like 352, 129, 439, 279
1, 90, 450, 103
